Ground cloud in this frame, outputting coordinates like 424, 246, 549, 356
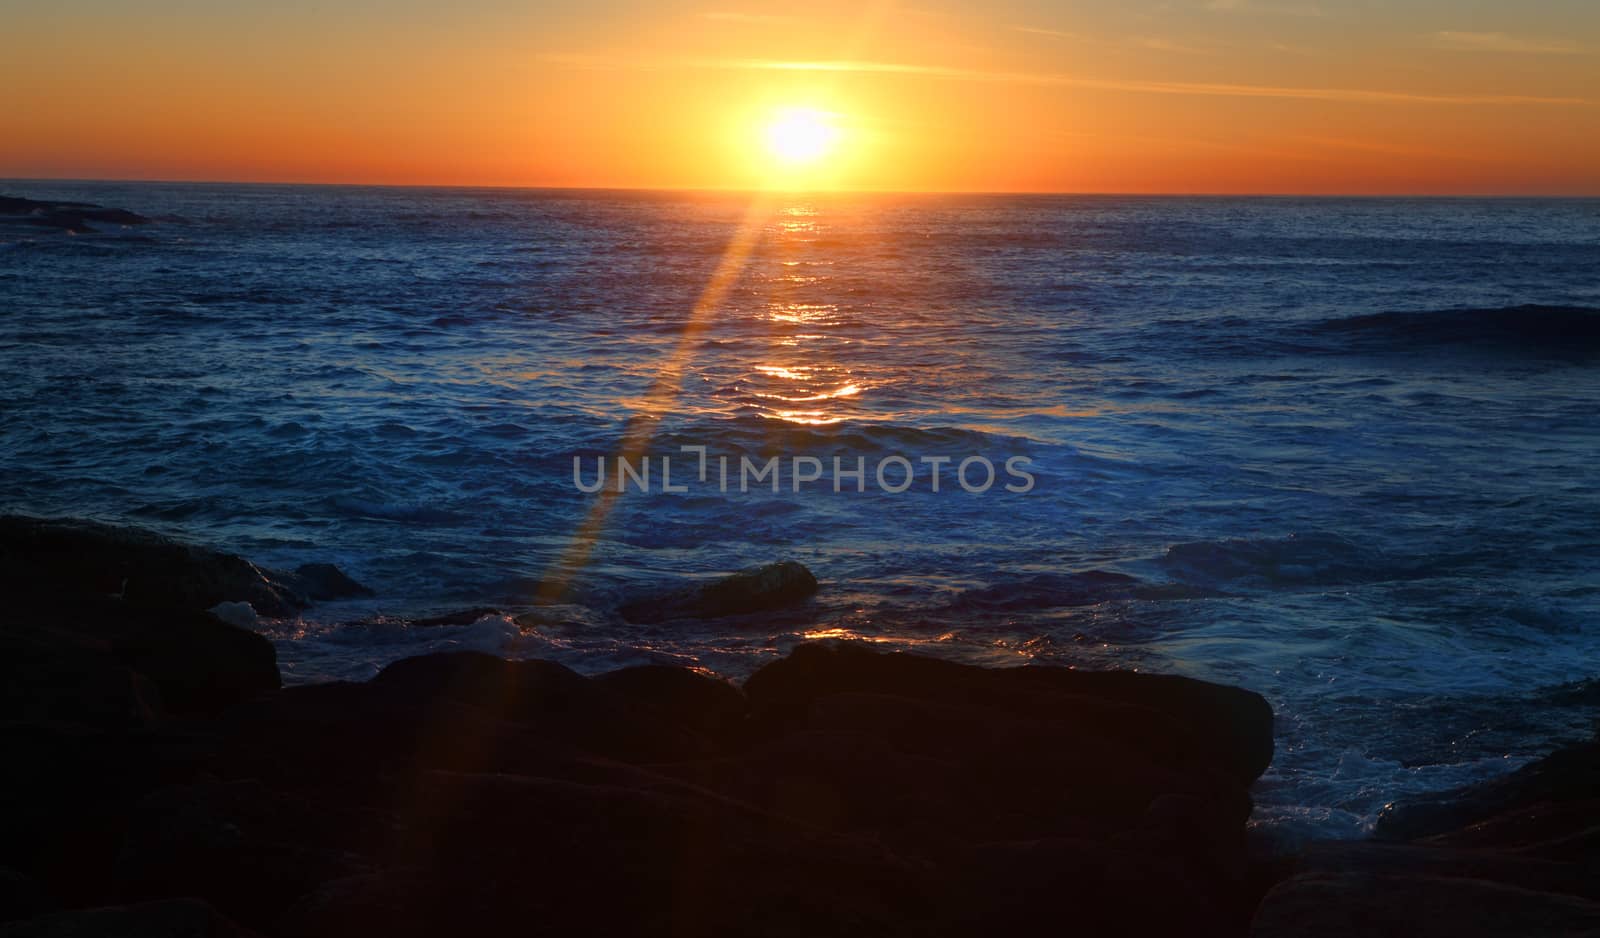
1011, 26, 1079, 40
728, 59, 1588, 105
1131, 36, 1212, 54
1012, 27, 1212, 54
1433, 32, 1582, 55
1205, 0, 1323, 16
700, 11, 798, 25
539, 54, 1590, 106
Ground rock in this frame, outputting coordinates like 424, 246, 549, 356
1251, 872, 1600, 938
408, 607, 500, 627
281, 564, 374, 602
1375, 737, 1600, 845
1266, 740, 1600, 937
0, 899, 253, 938
0, 633, 160, 730
278, 769, 935, 938
743, 640, 1274, 784
619, 561, 819, 623
0, 868, 50, 925
0, 597, 278, 720
0, 515, 306, 617
1286, 841, 1600, 901
0, 637, 1284, 938
1011, 665, 1276, 784
592, 664, 749, 745
0, 722, 214, 908
107, 604, 281, 716
366, 651, 717, 761
115, 781, 382, 931
0, 195, 151, 235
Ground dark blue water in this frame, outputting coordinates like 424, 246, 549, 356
3, 181, 1599, 841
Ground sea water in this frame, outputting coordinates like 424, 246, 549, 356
3, 181, 1598, 840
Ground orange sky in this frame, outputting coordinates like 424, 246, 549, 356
4, 0, 1598, 194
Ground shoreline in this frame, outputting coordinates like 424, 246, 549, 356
2, 515, 1597, 935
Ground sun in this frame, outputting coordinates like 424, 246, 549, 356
764, 108, 838, 167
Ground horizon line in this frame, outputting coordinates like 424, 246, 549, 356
4, 175, 1599, 200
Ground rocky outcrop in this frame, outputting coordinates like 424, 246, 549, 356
279, 564, 375, 602
1374, 737, 1600, 846
619, 560, 819, 623
0, 899, 253, 937
0, 516, 370, 724
0, 515, 369, 618
1254, 736, 1600, 937
0, 195, 150, 235
0, 634, 1276, 937
1252, 870, 1600, 938
0, 596, 279, 723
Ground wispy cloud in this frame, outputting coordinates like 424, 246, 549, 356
1433, 31, 1582, 55
700, 11, 798, 25
1131, 36, 1213, 54
1012, 27, 1212, 54
1011, 25, 1079, 40
541, 54, 1586, 106
1205, 0, 1323, 17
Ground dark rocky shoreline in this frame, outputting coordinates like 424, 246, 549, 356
0, 195, 150, 235
1, 515, 1595, 936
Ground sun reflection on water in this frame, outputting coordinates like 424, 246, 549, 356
744, 199, 883, 426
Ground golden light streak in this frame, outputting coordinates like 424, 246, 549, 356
533, 193, 775, 604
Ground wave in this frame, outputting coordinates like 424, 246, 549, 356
646, 415, 1041, 458
949, 570, 1140, 611
1156, 531, 1422, 588
321, 496, 467, 526
1304, 305, 1600, 355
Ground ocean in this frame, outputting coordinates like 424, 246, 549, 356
2, 180, 1598, 842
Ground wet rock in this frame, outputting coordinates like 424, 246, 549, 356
0, 868, 49, 925
0, 722, 215, 908
1265, 738, 1600, 936
0, 596, 278, 720
115, 780, 382, 931
0, 899, 253, 938
367, 651, 717, 761
1251, 872, 1600, 938
0, 633, 160, 730
0, 195, 151, 235
408, 607, 499, 627
278, 769, 935, 938
1375, 737, 1600, 845
281, 564, 373, 602
743, 640, 1274, 784
0, 637, 1283, 938
592, 664, 749, 746
1286, 841, 1600, 901
619, 561, 819, 623
108, 604, 281, 716
0, 515, 306, 617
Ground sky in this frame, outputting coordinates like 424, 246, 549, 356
3, 0, 1598, 193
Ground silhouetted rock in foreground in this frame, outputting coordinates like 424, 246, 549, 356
0, 602, 1278, 937
0, 515, 385, 728
0, 898, 253, 938
1253, 737, 1600, 937
620, 560, 819, 622
0, 515, 368, 618
0, 195, 150, 234
1252, 871, 1600, 938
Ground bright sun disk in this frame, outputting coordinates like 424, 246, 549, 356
764, 108, 837, 167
